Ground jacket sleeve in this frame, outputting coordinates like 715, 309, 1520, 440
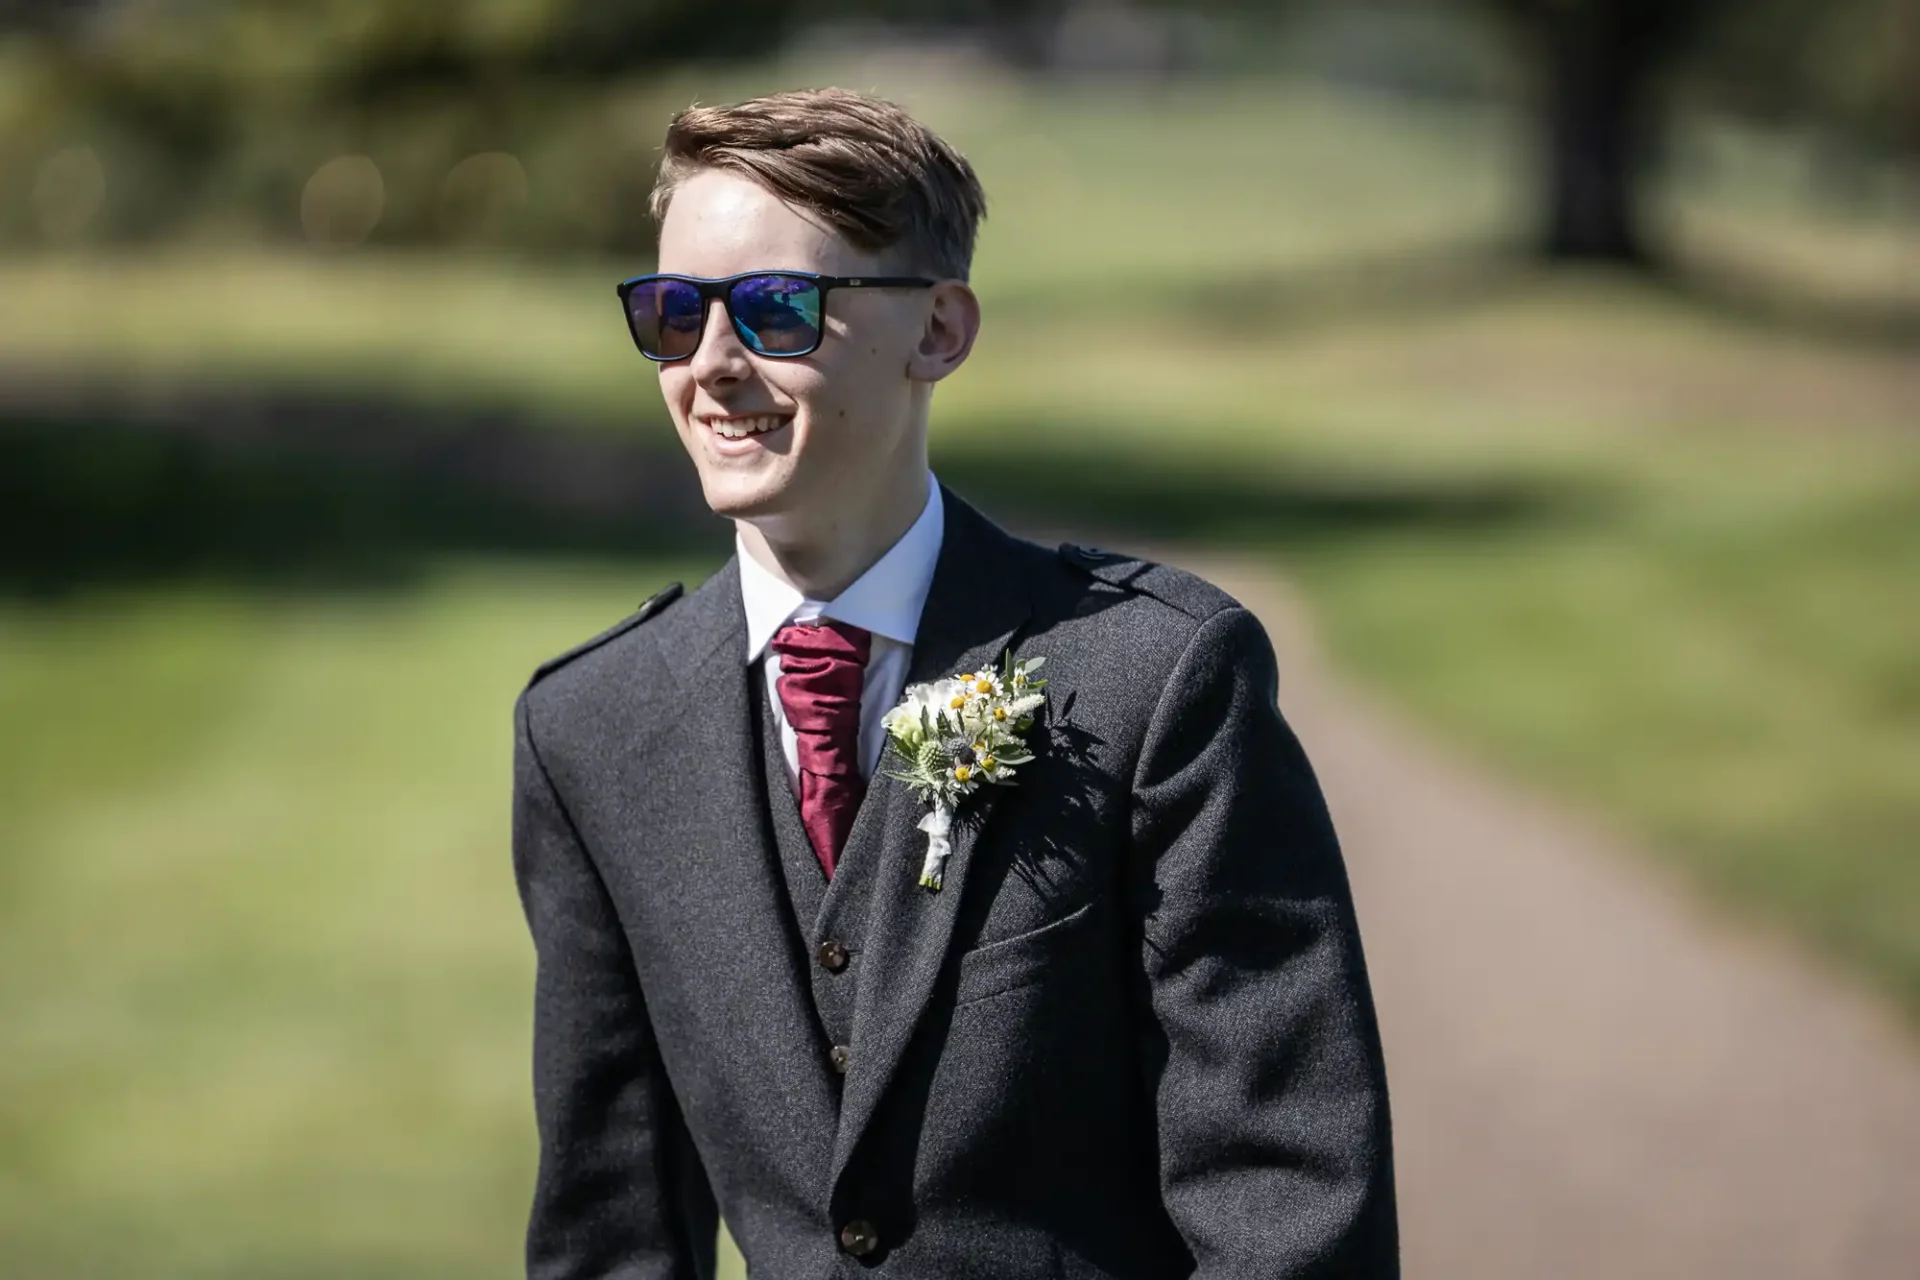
513, 691, 718, 1280
1126, 606, 1398, 1278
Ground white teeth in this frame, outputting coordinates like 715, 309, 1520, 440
709, 415, 784, 439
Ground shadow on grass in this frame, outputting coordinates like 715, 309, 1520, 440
0, 381, 1592, 599
0, 390, 721, 597
993, 242, 1920, 353
989, 243, 1540, 337
1646, 261, 1920, 354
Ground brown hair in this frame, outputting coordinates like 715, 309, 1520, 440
650, 87, 988, 281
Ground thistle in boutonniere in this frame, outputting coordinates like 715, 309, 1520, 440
881, 652, 1048, 890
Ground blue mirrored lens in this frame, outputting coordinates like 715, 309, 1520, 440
729, 275, 823, 355
628, 279, 703, 359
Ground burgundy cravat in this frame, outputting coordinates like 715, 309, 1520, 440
769, 619, 873, 878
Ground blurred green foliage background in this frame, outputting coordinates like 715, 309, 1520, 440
0, 1, 1915, 1276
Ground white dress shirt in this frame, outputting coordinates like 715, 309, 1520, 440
739, 473, 945, 792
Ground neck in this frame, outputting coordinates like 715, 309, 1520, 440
738, 468, 932, 601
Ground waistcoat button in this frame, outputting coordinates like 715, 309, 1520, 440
816, 939, 850, 972
829, 1044, 853, 1074
839, 1218, 879, 1256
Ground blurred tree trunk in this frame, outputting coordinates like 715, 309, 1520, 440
1496, 0, 1718, 265
1536, 1, 1651, 261
1902, 1, 1920, 164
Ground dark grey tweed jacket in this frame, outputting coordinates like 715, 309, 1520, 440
512, 487, 1397, 1280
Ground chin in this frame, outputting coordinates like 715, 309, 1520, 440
697, 466, 796, 521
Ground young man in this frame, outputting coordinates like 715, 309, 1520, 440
512, 88, 1396, 1279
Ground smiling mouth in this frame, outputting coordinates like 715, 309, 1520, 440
701, 414, 790, 440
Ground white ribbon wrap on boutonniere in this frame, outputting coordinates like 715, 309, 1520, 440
882, 653, 1048, 890
916, 803, 956, 890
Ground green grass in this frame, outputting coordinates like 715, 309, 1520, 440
1290, 455, 1920, 1005
2, 67, 1916, 1275
0, 563, 745, 1278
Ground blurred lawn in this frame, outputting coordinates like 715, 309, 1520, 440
0, 563, 746, 1278
1, 72, 1915, 1275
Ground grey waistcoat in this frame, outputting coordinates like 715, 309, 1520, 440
752, 666, 879, 1073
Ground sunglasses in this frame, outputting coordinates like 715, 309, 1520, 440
616, 271, 936, 362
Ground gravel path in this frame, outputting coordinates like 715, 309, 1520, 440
1180, 552, 1920, 1280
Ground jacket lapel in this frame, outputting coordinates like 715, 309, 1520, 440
830, 490, 1035, 1180
660, 560, 843, 1149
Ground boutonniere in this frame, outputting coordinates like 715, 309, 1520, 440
881, 653, 1049, 890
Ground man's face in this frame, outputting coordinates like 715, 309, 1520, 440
653, 168, 932, 524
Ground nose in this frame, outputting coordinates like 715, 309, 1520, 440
688, 296, 750, 388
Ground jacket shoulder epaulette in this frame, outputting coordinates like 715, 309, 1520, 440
1056, 543, 1237, 621
525, 582, 683, 690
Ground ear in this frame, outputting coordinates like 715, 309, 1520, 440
905, 280, 981, 384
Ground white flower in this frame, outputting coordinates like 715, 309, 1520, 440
884, 676, 969, 745
964, 669, 1004, 699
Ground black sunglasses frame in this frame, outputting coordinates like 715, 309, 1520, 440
615, 270, 936, 362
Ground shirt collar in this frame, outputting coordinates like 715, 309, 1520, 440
739, 472, 945, 663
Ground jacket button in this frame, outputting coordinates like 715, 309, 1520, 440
816, 940, 850, 973
829, 1044, 853, 1074
838, 1218, 879, 1257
